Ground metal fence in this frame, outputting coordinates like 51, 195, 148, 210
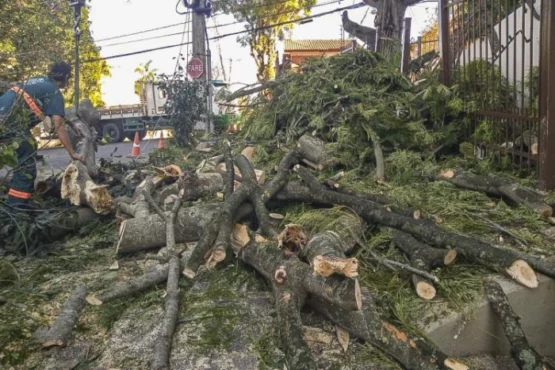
411, 38, 440, 59
439, 0, 555, 189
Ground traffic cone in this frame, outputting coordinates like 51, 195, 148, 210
130, 132, 141, 157
158, 131, 165, 149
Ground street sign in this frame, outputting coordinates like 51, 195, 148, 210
187, 58, 204, 79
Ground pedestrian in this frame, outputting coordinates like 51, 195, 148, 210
0, 61, 85, 207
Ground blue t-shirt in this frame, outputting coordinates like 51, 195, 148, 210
0, 76, 65, 128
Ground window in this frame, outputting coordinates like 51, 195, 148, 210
158, 89, 167, 99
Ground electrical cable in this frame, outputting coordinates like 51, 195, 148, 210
94, 0, 338, 43
84, 2, 365, 63
97, 0, 344, 48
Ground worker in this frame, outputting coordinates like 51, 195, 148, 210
0, 61, 84, 207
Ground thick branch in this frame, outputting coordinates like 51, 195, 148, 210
42, 285, 87, 348
225, 80, 281, 101
302, 231, 359, 278
285, 168, 544, 288
484, 279, 553, 370
393, 231, 457, 300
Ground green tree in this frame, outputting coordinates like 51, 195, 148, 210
134, 61, 158, 102
213, 0, 317, 83
0, 0, 110, 107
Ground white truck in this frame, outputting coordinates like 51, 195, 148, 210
95, 82, 171, 142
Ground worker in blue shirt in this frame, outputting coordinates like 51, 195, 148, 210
0, 61, 85, 207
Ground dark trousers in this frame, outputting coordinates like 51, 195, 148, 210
7, 134, 37, 205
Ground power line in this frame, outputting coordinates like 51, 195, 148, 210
94, 0, 335, 43
84, 2, 365, 63
98, 0, 344, 48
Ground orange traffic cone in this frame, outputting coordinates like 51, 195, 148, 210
130, 132, 141, 157
158, 131, 165, 149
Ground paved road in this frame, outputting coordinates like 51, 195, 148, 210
0, 139, 160, 181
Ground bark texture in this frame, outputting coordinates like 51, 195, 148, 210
285, 168, 544, 288
117, 203, 221, 254
439, 169, 552, 219
484, 279, 553, 370
61, 161, 112, 214
66, 99, 99, 178
309, 289, 468, 370
42, 285, 88, 348
302, 231, 359, 278
393, 231, 457, 300
297, 135, 336, 170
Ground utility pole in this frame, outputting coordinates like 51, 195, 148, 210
69, 0, 85, 112
191, 0, 214, 132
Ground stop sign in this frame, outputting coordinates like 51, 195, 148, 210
187, 57, 204, 79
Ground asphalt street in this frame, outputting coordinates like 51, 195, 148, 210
0, 138, 160, 182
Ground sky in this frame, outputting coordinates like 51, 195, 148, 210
88, 0, 438, 107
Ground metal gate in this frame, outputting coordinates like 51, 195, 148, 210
439, 0, 555, 189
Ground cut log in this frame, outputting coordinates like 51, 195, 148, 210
42, 285, 87, 348
393, 231, 457, 300
278, 224, 308, 256
309, 289, 468, 370
484, 279, 554, 370
438, 169, 552, 219
297, 135, 336, 170
285, 168, 545, 288
61, 161, 112, 215
196, 155, 225, 174
154, 173, 224, 203
117, 203, 221, 254
241, 145, 256, 161
302, 231, 359, 278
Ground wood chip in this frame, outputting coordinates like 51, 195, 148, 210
336, 326, 350, 352
303, 326, 333, 345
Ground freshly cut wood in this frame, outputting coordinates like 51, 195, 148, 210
484, 279, 554, 370
286, 168, 544, 288
117, 203, 221, 254
61, 161, 112, 214
183, 151, 299, 277
438, 169, 552, 219
240, 238, 362, 368
302, 231, 359, 278
42, 285, 87, 348
297, 134, 336, 170
241, 146, 256, 161
393, 231, 457, 300
278, 224, 308, 256
309, 289, 468, 370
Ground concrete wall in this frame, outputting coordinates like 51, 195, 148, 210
423, 273, 555, 357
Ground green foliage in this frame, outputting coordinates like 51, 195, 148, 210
241, 50, 450, 170
158, 77, 206, 146
213, 0, 316, 82
525, 66, 540, 115
134, 61, 158, 101
453, 60, 513, 112
0, 1, 110, 107
212, 113, 238, 133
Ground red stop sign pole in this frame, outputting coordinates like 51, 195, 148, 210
187, 57, 204, 79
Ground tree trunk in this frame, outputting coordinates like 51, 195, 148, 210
438, 169, 552, 219
66, 99, 99, 178
116, 203, 221, 254
61, 161, 112, 215
302, 231, 359, 278
484, 279, 554, 370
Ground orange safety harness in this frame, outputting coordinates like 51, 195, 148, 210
10, 86, 46, 121
7, 86, 45, 200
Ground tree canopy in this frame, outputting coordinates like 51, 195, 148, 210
213, 0, 317, 83
0, 0, 110, 107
